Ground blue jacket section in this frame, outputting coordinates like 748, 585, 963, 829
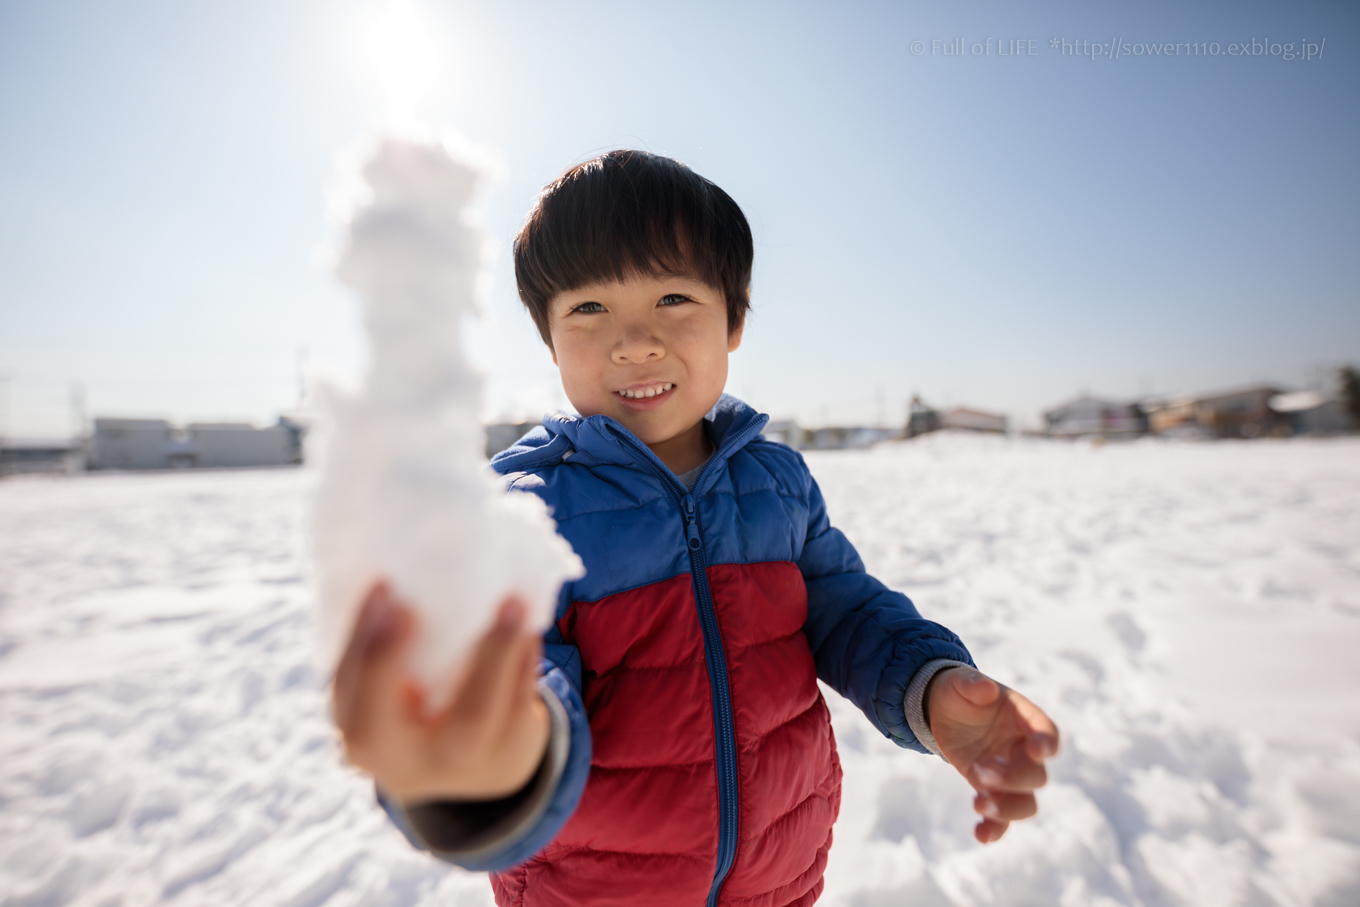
396, 394, 972, 874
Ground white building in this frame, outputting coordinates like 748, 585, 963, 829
804, 426, 899, 450
940, 407, 1008, 434
90, 418, 298, 470
761, 420, 803, 449
1044, 396, 1147, 438
485, 422, 538, 459
90, 419, 176, 470
0, 438, 84, 476
1269, 391, 1355, 435
190, 423, 294, 468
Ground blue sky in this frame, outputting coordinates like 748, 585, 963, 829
1, 0, 1356, 436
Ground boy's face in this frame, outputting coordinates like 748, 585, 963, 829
547, 272, 742, 457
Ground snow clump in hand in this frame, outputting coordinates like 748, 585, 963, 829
311, 137, 583, 707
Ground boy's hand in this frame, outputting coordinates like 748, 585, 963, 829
332, 582, 551, 804
926, 667, 1059, 844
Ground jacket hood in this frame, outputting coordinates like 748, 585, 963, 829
491, 394, 769, 487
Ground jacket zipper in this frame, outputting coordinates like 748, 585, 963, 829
681, 491, 739, 907
608, 425, 761, 907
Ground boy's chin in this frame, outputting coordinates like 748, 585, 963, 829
613, 414, 674, 443
611, 410, 692, 446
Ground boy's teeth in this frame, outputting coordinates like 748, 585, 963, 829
621, 383, 673, 399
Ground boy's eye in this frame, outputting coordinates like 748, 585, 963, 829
570, 301, 606, 314
658, 293, 692, 307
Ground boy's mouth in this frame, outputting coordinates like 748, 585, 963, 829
615, 382, 675, 410
616, 382, 674, 400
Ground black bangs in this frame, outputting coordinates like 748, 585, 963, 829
513, 150, 753, 346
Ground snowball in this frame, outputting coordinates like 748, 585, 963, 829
311, 138, 583, 705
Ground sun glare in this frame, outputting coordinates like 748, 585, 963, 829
351, 0, 446, 126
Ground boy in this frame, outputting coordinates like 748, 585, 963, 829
332, 151, 1058, 907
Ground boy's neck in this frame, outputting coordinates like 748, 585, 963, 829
647, 420, 713, 477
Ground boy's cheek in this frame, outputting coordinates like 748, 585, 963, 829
553, 348, 596, 387
555, 365, 610, 418
548, 342, 589, 385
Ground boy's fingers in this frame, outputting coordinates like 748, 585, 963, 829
1026, 731, 1060, 761
520, 630, 544, 698
969, 751, 1048, 793
952, 669, 1001, 709
467, 628, 543, 755
478, 605, 543, 738
1009, 692, 1060, 743
975, 790, 1037, 823
340, 604, 415, 756
931, 668, 997, 730
512, 630, 545, 716
333, 582, 396, 732
975, 817, 1010, 844
448, 597, 528, 728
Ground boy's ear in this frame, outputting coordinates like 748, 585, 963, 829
727, 317, 745, 353
728, 322, 750, 353
727, 289, 748, 353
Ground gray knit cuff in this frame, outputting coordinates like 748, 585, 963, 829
903, 659, 971, 762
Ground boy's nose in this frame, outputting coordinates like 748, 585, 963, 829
611, 325, 665, 364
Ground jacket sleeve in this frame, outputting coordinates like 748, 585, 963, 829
797, 468, 975, 754
377, 641, 592, 871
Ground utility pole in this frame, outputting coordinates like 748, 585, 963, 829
296, 346, 308, 410
69, 382, 87, 440
0, 372, 10, 442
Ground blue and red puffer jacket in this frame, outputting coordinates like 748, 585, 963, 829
416, 395, 972, 906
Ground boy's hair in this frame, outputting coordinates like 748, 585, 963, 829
513, 150, 753, 347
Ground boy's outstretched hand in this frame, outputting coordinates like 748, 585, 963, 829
926, 667, 1060, 844
332, 582, 551, 804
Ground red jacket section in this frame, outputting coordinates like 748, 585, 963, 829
492, 562, 839, 907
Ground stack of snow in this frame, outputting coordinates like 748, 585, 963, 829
311, 138, 581, 701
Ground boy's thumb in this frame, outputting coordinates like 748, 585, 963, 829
954, 670, 1002, 708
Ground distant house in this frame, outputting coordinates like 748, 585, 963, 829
90, 418, 298, 470
799, 426, 898, 450
906, 396, 940, 438
939, 407, 1008, 434
0, 438, 83, 477
905, 397, 1005, 436
485, 422, 539, 458
1268, 391, 1355, 435
90, 419, 175, 469
276, 415, 308, 463
188, 423, 294, 468
847, 427, 900, 447
761, 420, 803, 449
1043, 396, 1147, 438
1147, 385, 1286, 439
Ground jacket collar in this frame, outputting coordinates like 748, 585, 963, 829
492, 394, 769, 491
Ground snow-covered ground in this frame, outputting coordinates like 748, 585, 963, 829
2, 435, 1358, 906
